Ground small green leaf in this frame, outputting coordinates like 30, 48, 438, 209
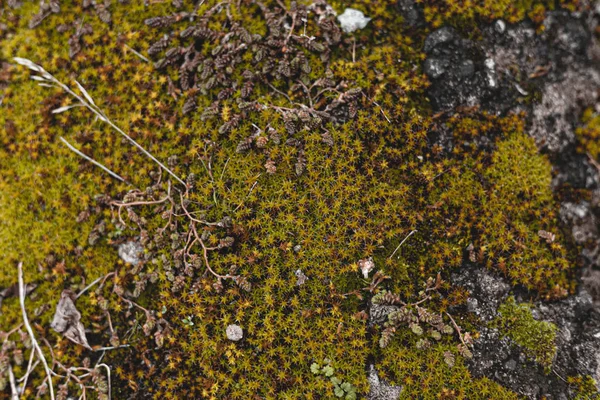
410, 323, 423, 336
334, 387, 345, 397
442, 325, 454, 334
330, 377, 342, 385
323, 365, 334, 377
310, 363, 321, 375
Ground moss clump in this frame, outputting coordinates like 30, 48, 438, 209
568, 375, 600, 399
494, 296, 557, 369
419, 0, 581, 30
576, 108, 600, 163
378, 330, 520, 399
423, 129, 573, 298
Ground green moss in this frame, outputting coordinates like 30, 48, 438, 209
418, 0, 580, 31
378, 330, 520, 399
576, 108, 600, 162
0, 0, 585, 398
494, 296, 557, 369
423, 129, 573, 298
568, 375, 600, 399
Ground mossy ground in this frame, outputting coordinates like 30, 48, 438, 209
0, 0, 596, 398
493, 296, 557, 370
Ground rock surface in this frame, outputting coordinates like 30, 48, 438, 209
117, 241, 144, 266
451, 264, 600, 398
367, 365, 403, 400
425, 11, 600, 153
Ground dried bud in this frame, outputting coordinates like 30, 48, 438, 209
264, 159, 277, 174
233, 275, 251, 292
358, 257, 375, 279
255, 136, 268, 148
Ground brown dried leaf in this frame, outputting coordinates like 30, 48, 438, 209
50, 290, 92, 350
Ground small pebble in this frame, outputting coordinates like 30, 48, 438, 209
226, 324, 243, 341
495, 19, 506, 34
337, 8, 371, 33
118, 241, 144, 266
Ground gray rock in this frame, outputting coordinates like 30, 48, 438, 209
505, 359, 517, 370
423, 57, 449, 79
495, 19, 506, 34
552, 153, 599, 190
424, 26, 458, 53
559, 202, 600, 307
457, 263, 600, 398
530, 68, 600, 153
367, 365, 403, 400
396, 0, 423, 27
423, 26, 513, 112
118, 241, 144, 266
582, 269, 600, 308
451, 265, 510, 321
458, 59, 475, 77
560, 201, 592, 223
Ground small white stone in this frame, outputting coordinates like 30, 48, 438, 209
486, 72, 497, 88
337, 8, 371, 34
118, 241, 144, 266
226, 324, 243, 341
495, 19, 506, 34
295, 269, 308, 286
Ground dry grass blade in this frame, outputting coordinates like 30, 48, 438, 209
123, 44, 150, 63
13, 57, 185, 187
59, 137, 126, 183
389, 229, 417, 259
8, 365, 18, 400
96, 363, 112, 400
17, 262, 55, 400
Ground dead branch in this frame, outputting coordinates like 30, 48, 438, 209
8, 365, 18, 400
445, 311, 467, 348
76, 272, 115, 299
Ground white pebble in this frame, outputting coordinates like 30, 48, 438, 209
226, 324, 243, 341
337, 8, 371, 33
